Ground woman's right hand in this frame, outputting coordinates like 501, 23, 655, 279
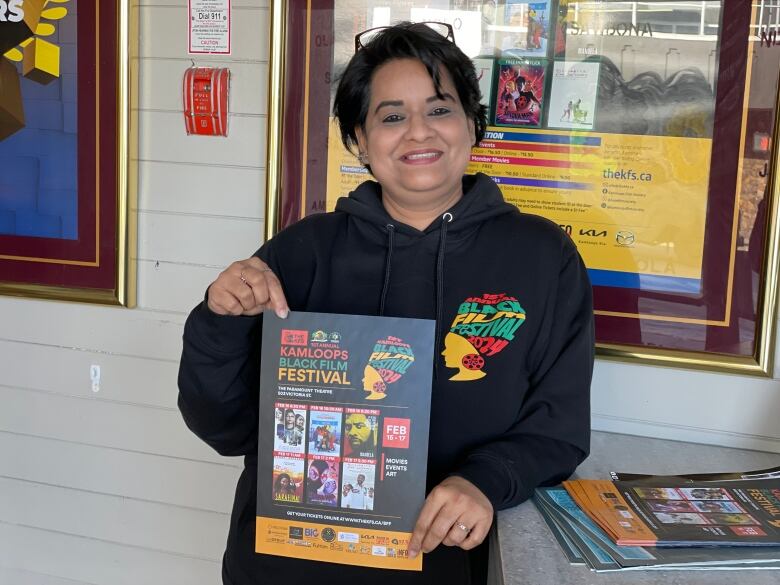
207, 256, 289, 318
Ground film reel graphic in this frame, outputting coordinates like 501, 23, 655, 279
462, 353, 485, 371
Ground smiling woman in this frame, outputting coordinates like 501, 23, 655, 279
178, 20, 594, 585
331, 24, 484, 229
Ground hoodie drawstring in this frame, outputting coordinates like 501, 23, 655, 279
434, 212, 453, 378
380, 214, 450, 377
379, 224, 395, 316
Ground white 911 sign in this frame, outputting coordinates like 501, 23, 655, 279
189, 0, 231, 55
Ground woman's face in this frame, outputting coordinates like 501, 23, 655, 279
280, 476, 289, 489
308, 465, 320, 481
285, 410, 295, 427
356, 58, 475, 213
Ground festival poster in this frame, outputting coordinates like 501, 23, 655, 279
256, 312, 435, 570
547, 61, 600, 130
493, 58, 547, 128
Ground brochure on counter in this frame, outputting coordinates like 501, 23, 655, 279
534, 462, 780, 571
563, 478, 780, 546
610, 465, 780, 483
564, 477, 780, 547
535, 487, 780, 572
255, 311, 435, 570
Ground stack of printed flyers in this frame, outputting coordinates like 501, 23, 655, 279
534, 466, 780, 571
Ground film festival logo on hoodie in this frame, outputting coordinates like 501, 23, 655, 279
443, 293, 526, 381
361, 336, 415, 400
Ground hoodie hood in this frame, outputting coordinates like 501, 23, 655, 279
334, 172, 517, 243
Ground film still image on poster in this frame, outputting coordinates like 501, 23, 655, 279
341, 459, 376, 510
274, 404, 306, 453
343, 408, 379, 459
308, 407, 342, 455
272, 454, 305, 503
306, 455, 340, 506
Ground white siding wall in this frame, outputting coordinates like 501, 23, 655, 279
0, 1, 778, 583
0, 1, 265, 583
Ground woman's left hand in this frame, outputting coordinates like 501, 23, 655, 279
408, 476, 494, 559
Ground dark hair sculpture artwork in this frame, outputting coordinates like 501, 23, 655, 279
587, 55, 714, 139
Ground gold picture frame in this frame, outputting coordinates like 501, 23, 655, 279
264, 1, 780, 376
0, 0, 138, 307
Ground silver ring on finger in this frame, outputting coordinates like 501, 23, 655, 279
454, 522, 471, 534
239, 271, 248, 284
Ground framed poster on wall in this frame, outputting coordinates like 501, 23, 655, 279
264, 0, 780, 376
0, 0, 137, 306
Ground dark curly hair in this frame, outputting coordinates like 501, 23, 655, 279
333, 22, 488, 160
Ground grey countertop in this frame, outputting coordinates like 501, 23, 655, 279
491, 431, 780, 585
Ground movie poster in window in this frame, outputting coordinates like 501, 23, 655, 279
547, 60, 600, 130
502, 1, 550, 58
472, 58, 495, 109
493, 58, 546, 127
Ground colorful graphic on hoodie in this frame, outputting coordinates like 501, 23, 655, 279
444, 293, 526, 381
361, 336, 415, 400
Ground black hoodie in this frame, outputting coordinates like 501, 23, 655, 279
178, 173, 594, 584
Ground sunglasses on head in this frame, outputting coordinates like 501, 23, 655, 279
354, 21, 455, 53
